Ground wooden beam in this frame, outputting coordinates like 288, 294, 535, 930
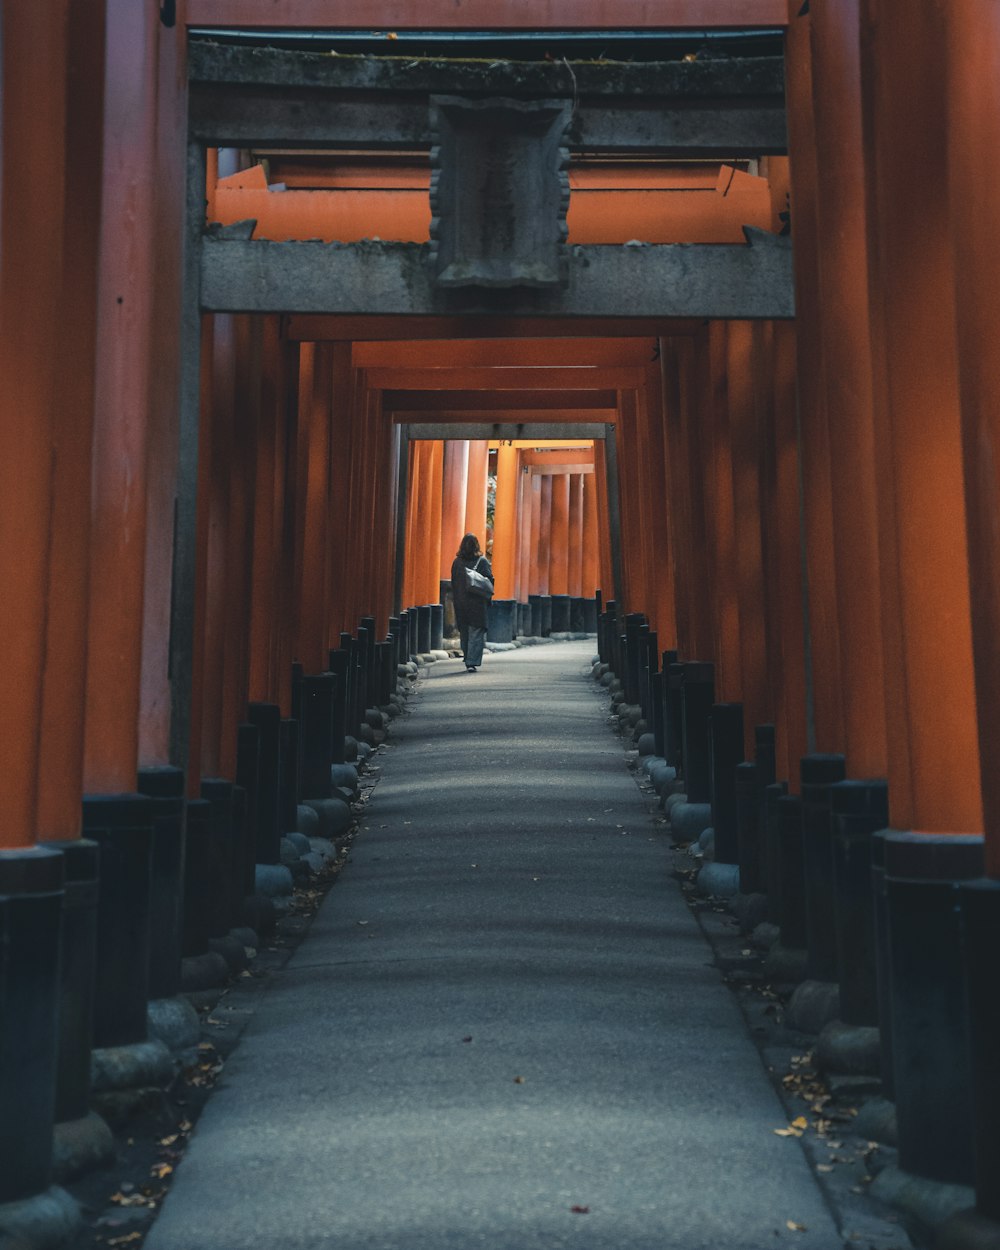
404, 423, 611, 442
366, 366, 646, 391
353, 339, 659, 368
384, 390, 617, 411
287, 315, 704, 340
188, 2, 788, 31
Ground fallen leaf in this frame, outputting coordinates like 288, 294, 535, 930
816, 1164, 834, 1173
791, 1116, 808, 1131
150, 1162, 173, 1180
786, 1220, 807, 1233
157, 1134, 179, 1147
462, 1036, 473, 1043
570, 1205, 590, 1214
513, 1075, 525, 1084
108, 1235, 144, 1248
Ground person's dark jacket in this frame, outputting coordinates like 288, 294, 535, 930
451, 555, 492, 630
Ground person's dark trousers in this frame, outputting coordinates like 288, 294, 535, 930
460, 625, 486, 668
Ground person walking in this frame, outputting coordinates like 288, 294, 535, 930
451, 533, 492, 672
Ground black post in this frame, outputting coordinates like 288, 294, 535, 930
651, 672, 666, 759
710, 703, 745, 865
800, 754, 847, 982
247, 703, 281, 865
137, 765, 186, 1000
665, 662, 684, 771
776, 793, 807, 951
416, 606, 431, 655
0, 847, 64, 1205
235, 722, 261, 899
764, 781, 789, 923
300, 674, 335, 799
885, 832, 984, 1186
278, 718, 299, 836
47, 839, 99, 1125
830, 779, 889, 1027
624, 613, 645, 706
735, 762, 761, 893
182, 798, 212, 958
959, 879, 1000, 1219
200, 778, 235, 939
328, 651, 349, 765
82, 793, 154, 1048
681, 662, 715, 803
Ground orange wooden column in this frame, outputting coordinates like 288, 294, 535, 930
700, 323, 742, 702
785, 0, 843, 755
465, 441, 490, 547
765, 322, 810, 784
592, 440, 614, 601
492, 443, 519, 598
728, 321, 771, 747
664, 337, 706, 662
568, 473, 585, 599
440, 441, 470, 580
537, 475, 553, 594
614, 392, 641, 614
549, 472, 571, 597
948, 0, 1000, 873
83, 0, 160, 794
404, 439, 444, 606
327, 343, 355, 640
516, 452, 531, 602
527, 473, 543, 595
859, 0, 982, 834
35, 0, 104, 839
807, 0, 888, 779
298, 342, 335, 671
248, 318, 284, 706
582, 471, 601, 599
0, 3, 69, 846
643, 363, 677, 645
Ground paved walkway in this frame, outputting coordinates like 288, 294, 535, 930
146, 641, 843, 1250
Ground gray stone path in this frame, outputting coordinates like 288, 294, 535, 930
145, 641, 843, 1250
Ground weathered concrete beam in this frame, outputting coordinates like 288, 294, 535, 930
189, 42, 785, 100
200, 233, 794, 320
189, 87, 786, 154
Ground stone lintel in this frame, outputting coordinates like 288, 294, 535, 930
199, 234, 794, 320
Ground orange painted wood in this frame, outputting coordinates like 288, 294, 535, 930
701, 323, 742, 702
582, 471, 601, 600
440, 441, 470, 580
521, 449, 596, 467
614, 390, 645, 616
947, 0, 1000, 871
424, 440, 445, 606
36, 0, 103, 839
493, 444, 520, 599
528, 474, 544, 596
785, 0, 842, 754
273, 340, 300, 714
860, 0, 981, 833
465, 442, 490, 549
299, 343, 335, 672
289, 315, 703, 342
592, 440, 614, 602
0, 3, 69, 845
140, 12, 188, 769
83, 0, 160, 793
218, 316, 261, 779
808, 0, 887, 778
729, 321, 771, 750
385, 390, 618, 412
187, 318, 216, 794
643, 364, 677, 646
327, 342, 355, 638
368, 366, 646, 392
766, 321, 809, 783
661, 339, 697, 660
537, 476, 554, 596
248, 317, 283, 702
354, 339, 658, 369
402, 439, 427, 608
187, 0, 789, 29
515, 454, 531, 602
393, 409, 619, 425
549, 473, 572, 597
568, 474, 585, 599
211, 179, 772, 246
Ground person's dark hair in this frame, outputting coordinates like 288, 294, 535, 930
457, 533, 481, 561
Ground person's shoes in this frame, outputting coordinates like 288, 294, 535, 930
466, 665, 477, 672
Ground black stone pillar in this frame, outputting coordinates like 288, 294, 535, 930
800, 754, 847, 982
430, 603, 444, 651
583, 597, 599, 633
640, 627, 657, 724
764, 781, 790, 923
46, 840, 98, 1125
327, 651, 349, 765
651, 672, 666, 760
885, 833, 984, 1185
539, 594, 553, 637
735, 763, 762, 893
407, 609, 419, 660
550, 594, 571, 633
136, 765, 186, 1000
830, 779, 888, 1027
623, 613, 645, 706
416, 606, 432, 655
0, 847, 64, 1204
776, 793, 807, 950
870, 830, 894, 1097
680, 662, 714, 803
235, 722, 261, 898
82, 793, 154, 1048
487, 599, 516, 643
279, 718, 299, 836
709, 703, 744, 864
300, 674, 334, 800
665, 662, 684, 771
182, 798, 212, 958
247, 703, 281, 865
570, 596, 587, 633
528, 594, 542, 639
959, 879, 1000, 1219
200, 778, 235, 939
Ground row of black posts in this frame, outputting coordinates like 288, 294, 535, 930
596, 604, 1000, 1226
0, 607, 428, 1222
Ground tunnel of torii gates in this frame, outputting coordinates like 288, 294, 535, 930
7, 0, 1000, 1244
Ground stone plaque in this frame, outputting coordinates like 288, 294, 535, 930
429, 94, 571, 289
